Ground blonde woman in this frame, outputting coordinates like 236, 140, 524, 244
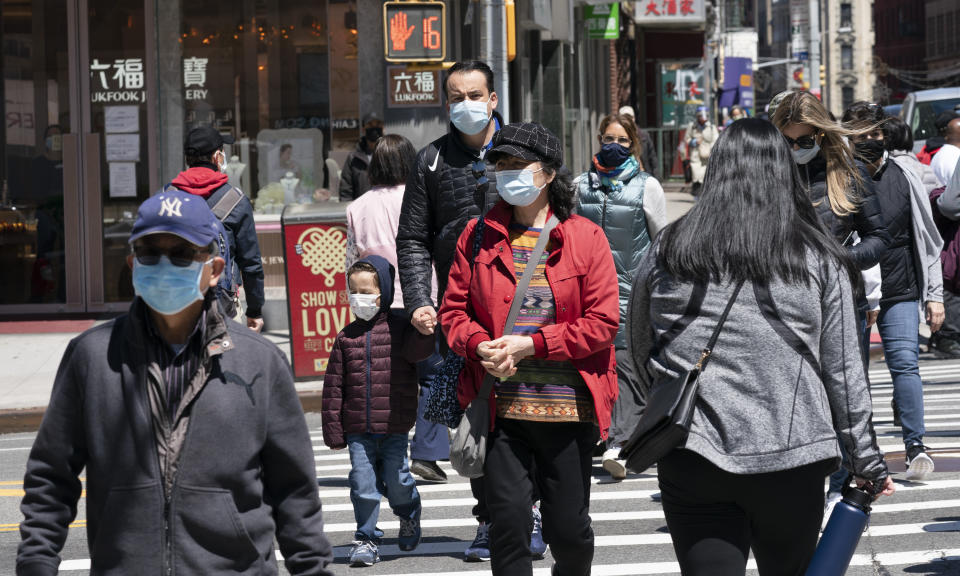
576, 112, 666, 480
771, 91, 891, 269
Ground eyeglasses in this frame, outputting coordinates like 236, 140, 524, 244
601, 135, 632, 146
782, 134, 818, 150
133, 243, 210, 267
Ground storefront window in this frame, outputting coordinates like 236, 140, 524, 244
1, 0, 71, 305
159, 0, 361, 215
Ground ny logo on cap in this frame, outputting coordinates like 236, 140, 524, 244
159, 197, 183, 218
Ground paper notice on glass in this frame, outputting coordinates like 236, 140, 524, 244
109, 162, 138, 198
104, 106, 140, 133
105, 133, 140, 162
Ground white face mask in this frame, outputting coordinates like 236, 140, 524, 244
792, 142, 821, 165
349, 293, 380, 321
495, 167, 545, 206
450, 100, 491, 135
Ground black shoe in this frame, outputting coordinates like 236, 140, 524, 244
930, 333, 960, 358
410, 459, 447, 482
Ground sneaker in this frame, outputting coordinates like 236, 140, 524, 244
410, 459, 448, 482
349, 537, 380, 567
822, 491, 842, 532
398, 513, 422, 551
602, 448, 627, 481
530, 505, 546, 558
930, 333, 960, 358
905, 443, 934, 481
464, 522, 491, 561
892, 399, 902, 427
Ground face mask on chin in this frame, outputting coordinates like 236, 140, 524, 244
133, 256, 210, 316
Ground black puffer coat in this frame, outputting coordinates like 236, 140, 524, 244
338, 138, 372, 201
397, 114, 503, 316
873, 160, 920, 306
320, 256, 433, 449
802, 154, 891, 269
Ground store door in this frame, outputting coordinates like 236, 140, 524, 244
0, 0, 151, 315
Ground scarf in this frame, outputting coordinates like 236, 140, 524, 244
593, 155, 639, 190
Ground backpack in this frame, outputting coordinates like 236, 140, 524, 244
164, 183, 242, 316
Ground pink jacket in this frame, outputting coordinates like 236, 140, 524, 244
345, 185, 438, 310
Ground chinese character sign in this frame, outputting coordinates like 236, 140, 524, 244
387, 66, 441, 108
635, 0, 704, 25
90, 58, 147, 103
585, 4, 620, 40
383, 2, 445, 62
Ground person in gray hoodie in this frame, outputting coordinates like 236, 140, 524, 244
628, 119, 893, 576
17, 190, 333, 576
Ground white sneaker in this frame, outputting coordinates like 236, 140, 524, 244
822, 491, 842, 532
905, 444, 934, 481
602, 448, 627, 481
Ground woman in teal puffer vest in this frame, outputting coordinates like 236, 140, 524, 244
576, 112, 667, 481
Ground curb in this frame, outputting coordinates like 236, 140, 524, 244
0, 392, 327, 435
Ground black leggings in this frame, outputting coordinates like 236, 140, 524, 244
658, 449, 833, 576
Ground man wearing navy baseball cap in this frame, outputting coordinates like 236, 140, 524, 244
17, 190, 334, 575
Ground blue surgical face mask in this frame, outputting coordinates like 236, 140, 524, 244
450, 100, 491, 135
596, 142, 632, 168
133, 256, 210, 316
792, 142, 821, 165
496, 167, 545, 206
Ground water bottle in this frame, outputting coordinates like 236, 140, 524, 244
805, 484, 874, 576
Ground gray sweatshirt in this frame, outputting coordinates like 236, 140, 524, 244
627, 245, 888, 480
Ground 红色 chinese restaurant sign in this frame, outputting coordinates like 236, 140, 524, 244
633, 0, 705, 26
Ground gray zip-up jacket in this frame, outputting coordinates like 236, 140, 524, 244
627, 244, 888, 480
18, 296, 334, 576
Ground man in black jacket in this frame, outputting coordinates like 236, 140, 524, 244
171, 126, 265, 331
339, 112, 384, 201
397, 60, 536, 562
18, 191, 333, 575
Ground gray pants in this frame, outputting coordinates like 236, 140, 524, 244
607, 347, 646, 448
940, 288, 960, 341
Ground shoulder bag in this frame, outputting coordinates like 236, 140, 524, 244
449, 215, 559, 478
621, 279, 744, 474
423, 216, 487, 428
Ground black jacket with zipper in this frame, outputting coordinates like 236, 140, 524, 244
17, 295, 333, 576
801, 154, 891, 270
873, 160, 921, 306
396, 113, 503, 315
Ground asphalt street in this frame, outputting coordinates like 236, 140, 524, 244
1, 355, 960, 575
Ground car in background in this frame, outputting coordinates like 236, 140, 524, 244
884, 104, 902, 118
901, 87, 960, 153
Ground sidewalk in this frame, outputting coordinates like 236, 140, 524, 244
0, 181, 696, 432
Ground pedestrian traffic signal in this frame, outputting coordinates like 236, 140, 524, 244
384, 1, 446, 62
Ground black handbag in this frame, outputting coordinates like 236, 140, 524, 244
621, 280, 744, 474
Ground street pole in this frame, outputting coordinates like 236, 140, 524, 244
480, 0, 509, 122
808, 0, 821, 96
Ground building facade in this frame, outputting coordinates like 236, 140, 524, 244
0, 0, 619, 319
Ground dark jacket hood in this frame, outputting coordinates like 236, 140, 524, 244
171, 166, 229, 198
358, 255, 395, 312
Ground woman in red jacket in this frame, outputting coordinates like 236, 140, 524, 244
440, 122, 619, 576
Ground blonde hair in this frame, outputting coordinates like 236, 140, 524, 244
599, 113, 643, 169
771, 91, 868, 217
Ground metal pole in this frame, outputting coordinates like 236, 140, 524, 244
808, 0, 821, 96
480, 0, 509, 123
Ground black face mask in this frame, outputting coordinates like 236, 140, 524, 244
854, 139, 885, 164
365, 127, 383, 143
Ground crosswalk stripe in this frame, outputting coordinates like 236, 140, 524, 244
867, 520, 960, 536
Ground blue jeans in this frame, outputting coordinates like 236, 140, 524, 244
347, 433, 421, 540
876, 300, 926, 448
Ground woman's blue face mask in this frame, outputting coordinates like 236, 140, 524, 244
132, 255, 211, 315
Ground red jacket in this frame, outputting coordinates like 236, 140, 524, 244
439, 201, 620, 439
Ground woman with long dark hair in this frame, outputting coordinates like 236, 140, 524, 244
628, 119, 893, 575
441, 123, 619, 575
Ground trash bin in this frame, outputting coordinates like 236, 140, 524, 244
281, 202, 351, 380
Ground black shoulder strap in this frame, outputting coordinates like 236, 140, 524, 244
211, 185, 243, 221
696, 280, 744, 373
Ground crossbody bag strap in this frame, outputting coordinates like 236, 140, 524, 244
694, 279, 745, 373
477, 214, 559, 398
